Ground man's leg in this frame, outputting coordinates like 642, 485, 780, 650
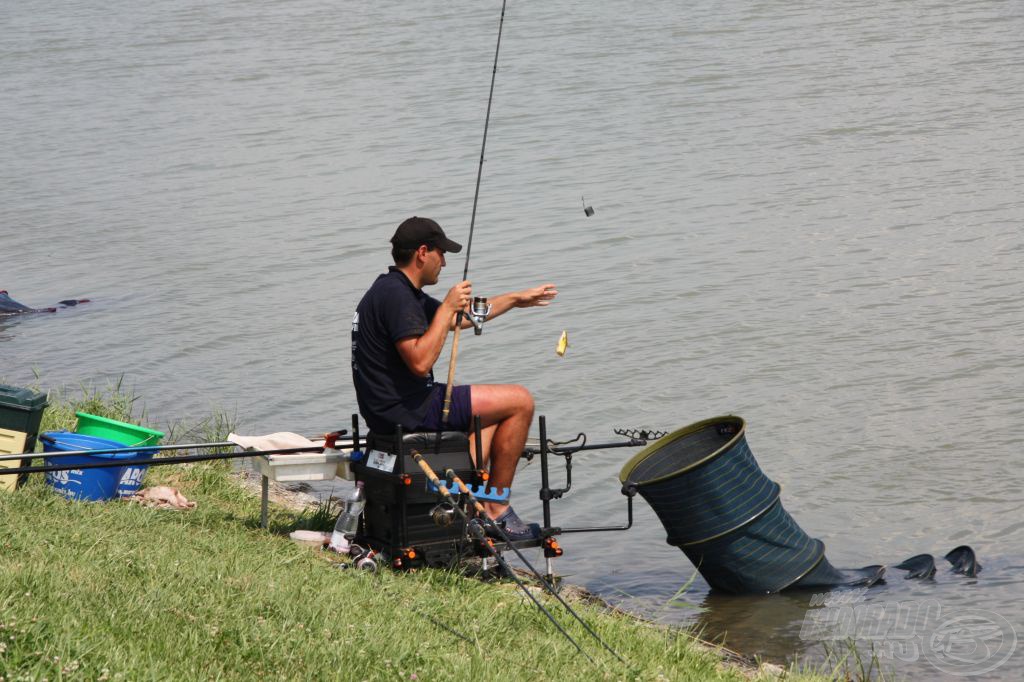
469, 384, 534, 519
468, 423, 497, 469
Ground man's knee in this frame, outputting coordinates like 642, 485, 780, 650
518, 386, 535, 416
471, 383, 534, 421
501, 384, 533, 415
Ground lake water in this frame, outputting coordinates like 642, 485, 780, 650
3, 1, 1022, 677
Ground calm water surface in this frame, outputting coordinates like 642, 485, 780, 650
3, 2, 1023, 677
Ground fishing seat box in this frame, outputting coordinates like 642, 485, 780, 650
353, 431, 478, 566
0, 385, 48, 491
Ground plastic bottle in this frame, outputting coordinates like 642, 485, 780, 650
328, 481, 365, 553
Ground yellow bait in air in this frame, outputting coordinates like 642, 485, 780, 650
556, 330, 568, 357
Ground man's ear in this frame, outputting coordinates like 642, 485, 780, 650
414, 245, 430, 263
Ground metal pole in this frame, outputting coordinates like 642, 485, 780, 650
539, 415, 552, 529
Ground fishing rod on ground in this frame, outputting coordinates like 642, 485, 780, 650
0, 444, 350, 477
410, 450, 597, 666
1, 428, 647, 466
0, 432, 354, 463
443, 464, 628, 666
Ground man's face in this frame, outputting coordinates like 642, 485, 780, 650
422, 245, 446, 285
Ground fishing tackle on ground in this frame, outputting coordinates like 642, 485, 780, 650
409, 448, 598, 665
346, 414, 644, 664
0, 430, 352, 463
354, 548, 382, 572
14, 413, 977, 599
443, 466, 626, 665
0, 442, 342, 477
430, 502, 457, 527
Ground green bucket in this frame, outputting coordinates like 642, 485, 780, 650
74, 413, 164, 498
75, 412, 164, 447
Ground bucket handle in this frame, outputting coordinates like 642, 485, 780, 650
39, 432, 152, 447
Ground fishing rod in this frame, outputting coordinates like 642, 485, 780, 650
0, 444, 337, 477
444, 467, 628, 666
0, 436, 356, 462
441, 0, 507, 425
410, 450, 598, 666
0, 440, 237, 463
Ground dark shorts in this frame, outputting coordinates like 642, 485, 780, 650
414, 383, 473, 432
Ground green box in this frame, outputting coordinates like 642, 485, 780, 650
0, 385, 48, 436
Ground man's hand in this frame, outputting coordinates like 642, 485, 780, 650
443, 280, 473, 313
454, 282, 557, 330
514, 283, 558, 308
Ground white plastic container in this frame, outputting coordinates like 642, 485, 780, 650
256, 450, 346, 482
336, 454, 355, 481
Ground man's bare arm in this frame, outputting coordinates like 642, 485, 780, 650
396, 280, 472, 376
454, 283, 558, 330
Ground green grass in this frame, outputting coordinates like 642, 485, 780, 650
0, 477, 773, 681
35, 377, 147, 434
1, 383, 830, 681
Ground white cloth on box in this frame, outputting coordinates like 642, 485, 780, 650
227, 432, 324, 452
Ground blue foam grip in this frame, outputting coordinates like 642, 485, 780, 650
427, 480, 510, 501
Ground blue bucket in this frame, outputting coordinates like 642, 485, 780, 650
115, 450, 155, 498
42, 432, 156, 501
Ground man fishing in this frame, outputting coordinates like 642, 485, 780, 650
352, 216, 557, 541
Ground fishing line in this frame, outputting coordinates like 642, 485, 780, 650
411, 451, 596, 665
410, 607, 475, 645
445, 469, 628, 666
462, 0, 507, 282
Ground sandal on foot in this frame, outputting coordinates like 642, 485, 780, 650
486, 506, 541, 541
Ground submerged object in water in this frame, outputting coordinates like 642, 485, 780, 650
0, 290, 89, 316
895, 553, 937, 580
894, 547, 981, 580
945, 545, 981, 577
619, 415, 883, 594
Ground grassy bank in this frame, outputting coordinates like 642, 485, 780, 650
1, 384, 820, 681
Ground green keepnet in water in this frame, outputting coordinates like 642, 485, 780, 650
619, 416, 882, 594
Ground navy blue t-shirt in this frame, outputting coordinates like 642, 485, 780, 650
351, 267, 442, 433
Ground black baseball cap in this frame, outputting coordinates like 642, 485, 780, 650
390, 216, 463, 253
